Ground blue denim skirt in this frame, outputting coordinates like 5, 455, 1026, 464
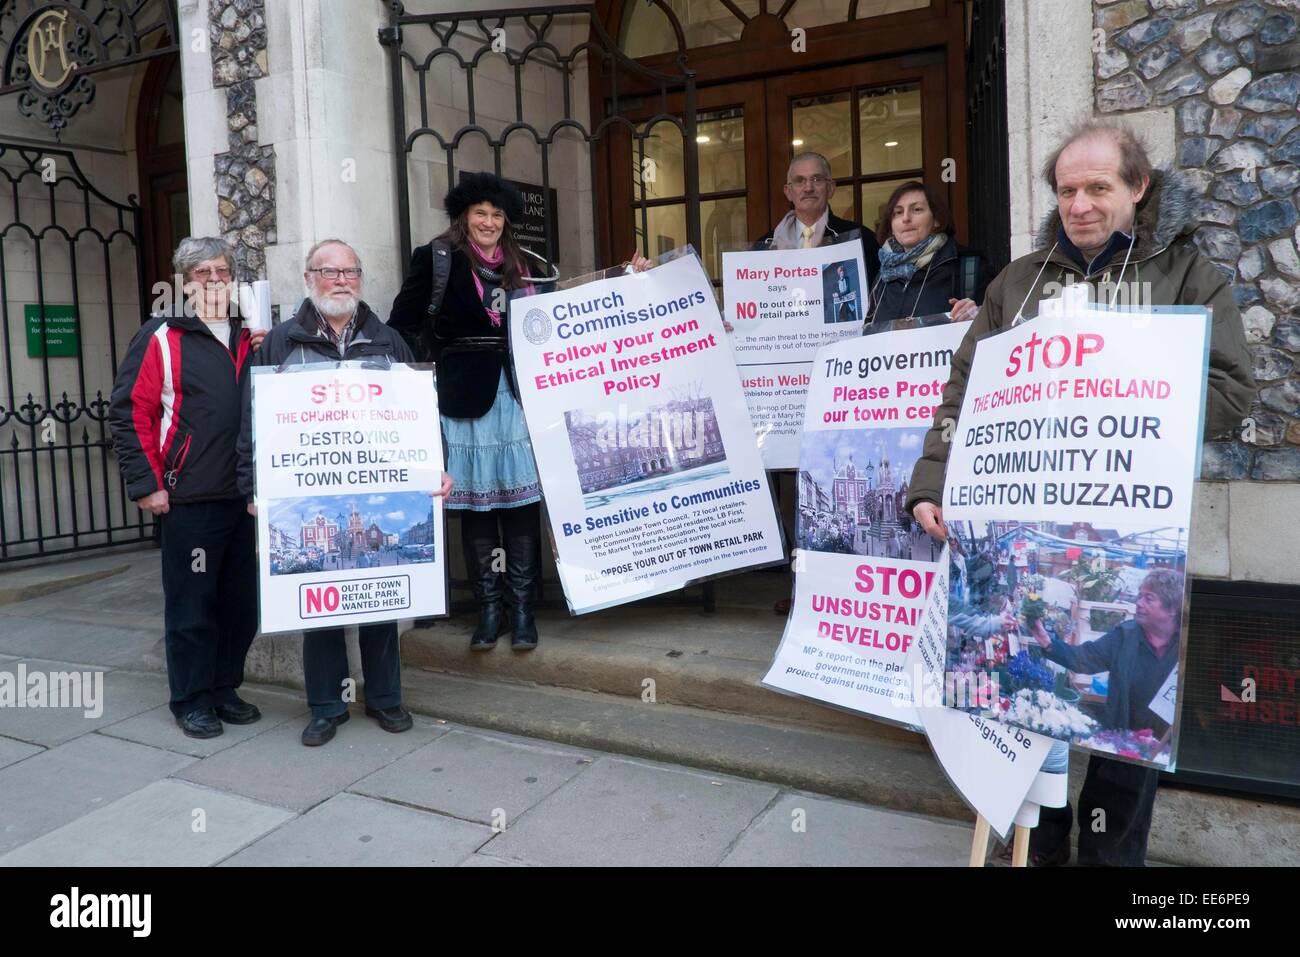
441, 370, 542, 511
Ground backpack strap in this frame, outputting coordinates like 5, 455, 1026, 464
427, 239, 452, 320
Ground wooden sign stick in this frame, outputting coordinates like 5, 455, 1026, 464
968, 815, 991, 867
1011, 824, 1031, 867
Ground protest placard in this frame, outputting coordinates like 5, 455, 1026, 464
939, 306, 1210, 769
250, 363, 448, 634
511, 250, 784, 613
723, 237, 868, 468
906, 545, 1053, 840
762, 321, 968, 725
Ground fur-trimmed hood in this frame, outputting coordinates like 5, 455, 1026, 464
1033, 168, 1198, 261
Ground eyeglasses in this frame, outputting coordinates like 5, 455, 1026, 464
309, 267, 363, 281
191, 267, 232, 280
788, 174, 830, 188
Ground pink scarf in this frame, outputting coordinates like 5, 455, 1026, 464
469, 241, 534, 327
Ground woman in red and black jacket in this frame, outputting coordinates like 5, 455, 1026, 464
109, 236, 265, 740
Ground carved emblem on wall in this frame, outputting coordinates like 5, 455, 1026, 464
0, 1, 178, 137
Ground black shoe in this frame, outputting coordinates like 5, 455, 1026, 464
214, 696, 262, 725
1030, 842, 1072, 867
301, 711, 349, 747
365, 704, 414, 733
176, 708, 223, 739
504, 531, 542, 651
470, 600, 503, 651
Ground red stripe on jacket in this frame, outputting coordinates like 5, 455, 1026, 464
129, 334, 165, 490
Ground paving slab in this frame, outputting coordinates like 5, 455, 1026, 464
719, 792, 974, 867
0, 659, 167, 746
0, 779, 294, 867
99, 687, 309, 757
0, 554, 130, 607
0, 617, 154, 668
177, 711, 447, 811
221, 792, 491, 867
0, 734, 194, 855
0, 735, 42, 771
350, 728, 591, 826
484, 756, 779, 866
457, 852, 532, 867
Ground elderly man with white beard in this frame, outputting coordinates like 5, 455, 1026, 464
238, 239, 452, 746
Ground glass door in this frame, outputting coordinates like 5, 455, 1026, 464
611, 80, 770, 291
765, 57, 950, 240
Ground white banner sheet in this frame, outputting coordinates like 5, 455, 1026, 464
762, 322, 969, 725
251, 363, 447, 634
723, 240, 868, 468
511, 252, 784, 613
939, 306, 1210, 769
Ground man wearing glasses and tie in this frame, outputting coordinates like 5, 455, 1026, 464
749, 152, 879, 614
753, 152, 880, 288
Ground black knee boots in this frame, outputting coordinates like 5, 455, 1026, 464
501, 504, 542, 650
504, 530, 541, 650
462, 505, 542, 650
461, 514, 505, 651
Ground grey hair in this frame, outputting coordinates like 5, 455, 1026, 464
172, 236, 236, 280
1042, 118, 1153, 192
787, 151, 833, 183
305, 238, 362, 271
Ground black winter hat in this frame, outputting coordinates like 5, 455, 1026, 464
444, 172, 524, 224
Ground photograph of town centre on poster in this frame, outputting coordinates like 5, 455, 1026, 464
940, 307, 1210, 770
510, 251, 784, 614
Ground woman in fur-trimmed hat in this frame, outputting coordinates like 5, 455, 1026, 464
390, 172, 556, 651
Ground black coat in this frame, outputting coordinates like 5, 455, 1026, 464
865, 235, 972, 330
109, 312, 254, 504
754, 213, 882, 288
389, 242, 515, 419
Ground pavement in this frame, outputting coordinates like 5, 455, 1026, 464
1, 548, 1297, 867
0, 548, 978, 867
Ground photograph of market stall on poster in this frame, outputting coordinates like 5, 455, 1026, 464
944, 519, 1186, 767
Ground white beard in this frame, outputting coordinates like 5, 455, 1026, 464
309, 288, 358, 319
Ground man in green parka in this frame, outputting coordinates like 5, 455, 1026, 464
906, 119, 1257, 866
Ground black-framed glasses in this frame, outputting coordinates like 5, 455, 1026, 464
309, 267, 363, 281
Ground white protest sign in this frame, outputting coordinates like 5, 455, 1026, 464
511, 252, 784, 613
906, 544, 1052, 840
940, 306, 1210, 769
1150, 666, 1177, 727
762, 322, 968, 724
251, 363, 447, 634
723, 241, 868, 468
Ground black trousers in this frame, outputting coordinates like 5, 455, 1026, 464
302, 621, 402, 719
159, 500, 258, 717
1032, 753, 1161, 866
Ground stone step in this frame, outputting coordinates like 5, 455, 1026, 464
0, 554, 131, 607
397, 667, 1299, 867
404, 566, 924, 743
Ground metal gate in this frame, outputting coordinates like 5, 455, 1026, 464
0, 142, 152, 561
965, 0, 1010, 275
379, 0, 701, 275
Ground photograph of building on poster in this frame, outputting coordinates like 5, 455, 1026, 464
821, 259, 861, 324
266, 492, 437, 576
563, 387, 728, 508
944, 519, 1188, 766
795, 427, 943, 561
